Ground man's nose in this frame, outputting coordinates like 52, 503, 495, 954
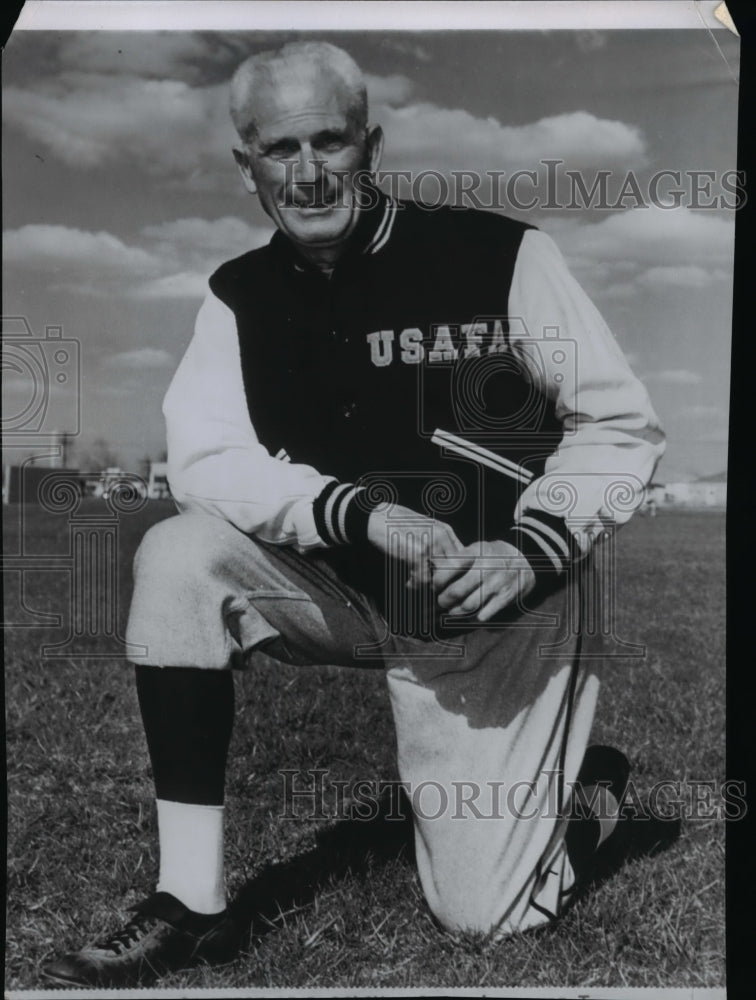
292, 144, 323, 184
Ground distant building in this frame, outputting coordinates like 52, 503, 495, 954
2, 464, 81, 505
2, 460, 172, 505
147, 461, 170, 499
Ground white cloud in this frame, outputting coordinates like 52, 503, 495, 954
563, 205, 735, 269
106, 348, 174, 370
55, 32, 219, 82
378, 39, 432, 63
3, 72, 236, 175
142, 217, 273, 263
3, 67, 415, 185
134, 218, 274, 296
642, 369, 703, 385
366, 73, 414, 106
4, 216, 275, 301
130, 271, 211, 301
575, 31, 608, 53
378, 106, 645, 176
566, 209, 735, 300
5, 63, 645, 189
3, 224, 160, 275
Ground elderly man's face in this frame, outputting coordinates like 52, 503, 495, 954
233, 65, 383, 253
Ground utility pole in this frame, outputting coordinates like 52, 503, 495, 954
60, 431, 72, 468
50, 430, 73, 468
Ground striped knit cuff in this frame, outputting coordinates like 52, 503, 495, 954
507, 510, 578, 581
312, 481, 378, 546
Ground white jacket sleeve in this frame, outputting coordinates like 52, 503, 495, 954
506, 229, 665, 574
163, 290, 334, 550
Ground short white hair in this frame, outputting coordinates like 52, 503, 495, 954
229, 41, 368, 142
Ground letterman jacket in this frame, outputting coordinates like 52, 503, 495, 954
163, 191, 665, 585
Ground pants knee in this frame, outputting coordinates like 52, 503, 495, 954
128, 514, 264, 668
415, 833, 557, 938
133, 513, 240, 587
425, 887, 500, 937
427, 882, 551, 940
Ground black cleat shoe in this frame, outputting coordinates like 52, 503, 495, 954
565, 744, 631, 880
41, 891, 243, 987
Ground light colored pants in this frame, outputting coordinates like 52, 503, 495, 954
126, 512, 604, 938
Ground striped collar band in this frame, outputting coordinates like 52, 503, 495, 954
361, 196, 398, 256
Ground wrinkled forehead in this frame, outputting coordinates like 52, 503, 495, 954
245, 61, 359, 138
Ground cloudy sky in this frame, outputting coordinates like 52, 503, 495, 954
2, 26, 739, 479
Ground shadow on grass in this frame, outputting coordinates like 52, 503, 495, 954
231, 792, 681, 940
229, 790, 682, 949
574, 813, 683, 903
230, 789, 415, 941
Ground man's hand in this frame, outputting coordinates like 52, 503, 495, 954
366, 504, 463, 586
432, 540, 537, 622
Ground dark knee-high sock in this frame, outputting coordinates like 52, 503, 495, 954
136, 665, 234, 805
135, 665, 235, 913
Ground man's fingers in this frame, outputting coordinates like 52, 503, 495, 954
431, 553, 476, 590
444, 582, 489, 617
436, 567, 481, 609
476, 589, 513, 622
408, 555, 432, 587
433, 524, 464, 555
441, 570, 520, 618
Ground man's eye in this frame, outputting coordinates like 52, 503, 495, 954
266, 145, 297, 159
317, 139, 346, 154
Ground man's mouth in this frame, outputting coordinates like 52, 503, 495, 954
294, 202, 334, 212
290, 196, 339, 213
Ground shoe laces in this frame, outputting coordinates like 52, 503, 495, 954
95, 912, 158, 955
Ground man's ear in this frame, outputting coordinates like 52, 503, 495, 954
366, 125, 384, 175
232, 147, 257, 195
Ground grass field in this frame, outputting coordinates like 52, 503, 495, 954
4, 502, 726, 991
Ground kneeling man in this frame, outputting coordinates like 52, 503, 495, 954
44, 40, 664, 987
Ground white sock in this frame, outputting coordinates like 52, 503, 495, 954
155, 799, 226, 914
